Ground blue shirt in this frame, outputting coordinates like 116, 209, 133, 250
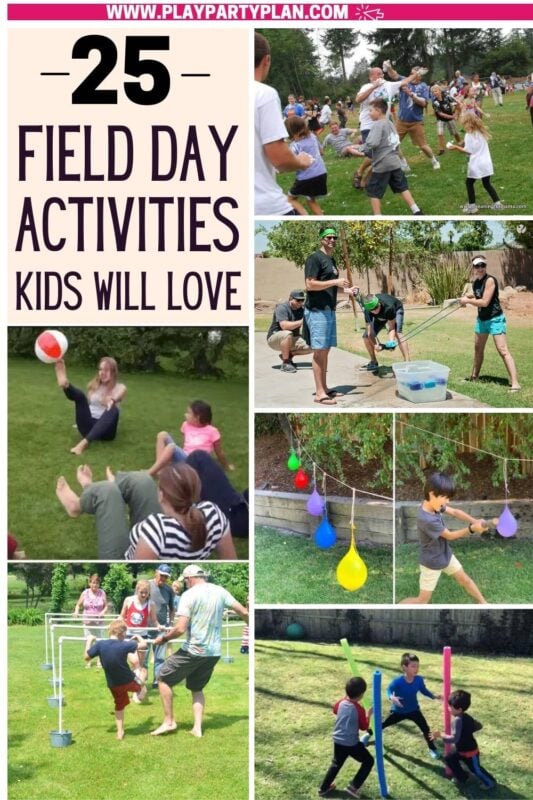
398, 80, 430, 123
87, 638, 137, 688
386, 674, 435, 714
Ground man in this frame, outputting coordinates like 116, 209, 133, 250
283, 93, 305, 118
358, 291, 410, 370
148, 565, 175, 687
254, 32, 313, 215
489, 72, 504, 107
322, 121, 360, 157
267, 289, 312, 373
386, 65, 441, 170
150, 565, 249, 737
304, 227, 350, 405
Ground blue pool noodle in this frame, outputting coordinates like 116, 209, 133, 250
373, 670, 388, 798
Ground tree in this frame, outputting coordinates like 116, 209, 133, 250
363, 29, 435, 76
101, 564, 134, 614
321, 30, 359, 82
257, 28, 320, 98
49, 564, 69, 613
452, 221, 493, 252
503, 222, 533, 250
14, 564, 53, 608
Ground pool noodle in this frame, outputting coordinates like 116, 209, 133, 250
340, 638, 371, 709
373, 670, 388, 798
443, 646, 452, 775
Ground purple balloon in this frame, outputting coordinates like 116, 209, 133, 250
314, 516, 337, 549
496, 504, 518, 538
306, 488, 324, 516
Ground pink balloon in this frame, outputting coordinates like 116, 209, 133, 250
306, 488, 324, 516
496, 504, 518, 538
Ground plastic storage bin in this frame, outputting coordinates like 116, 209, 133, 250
392, 361, 450, 403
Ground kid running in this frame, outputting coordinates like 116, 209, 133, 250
447, 114, 502, 213
148, 400, 233, 476
285, 115, 328, 215
382, 652, 442, 759
319, 676, 374, 798
399, 472, 489, 605
432, 690, 496, 789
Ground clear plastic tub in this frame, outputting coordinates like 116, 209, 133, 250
392, 361, 450, 403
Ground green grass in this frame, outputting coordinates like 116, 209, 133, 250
395, 538, 532, 604
255, 526, 392, 603
276, 93, 531, 215
255, 639, 532, 800
8, 626, 248, 800
256, 309, 533, 407
8, 358, 249, 559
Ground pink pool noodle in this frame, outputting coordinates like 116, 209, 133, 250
443, 646, 452, 775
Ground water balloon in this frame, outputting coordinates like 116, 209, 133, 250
336, 537, 368, 591
294, 468, 310, 490
306, 488, 324, 516
287, 450, 301, 471
313, 516, 337, 548
496, 504, 518, 538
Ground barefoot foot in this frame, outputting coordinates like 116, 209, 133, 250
150, 722, 177, 736
190, 727, 203, 738
56, 477, 82, 517
70, 439, 89, 456
76, 464, 93, 488
54, 359, 69, 388
105, 466, 116, 482
116, 730, 125, 740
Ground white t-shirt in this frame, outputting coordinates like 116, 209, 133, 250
254, 81, 293, 215
318, 103, 332, 125
358, 80, 403, 131
465, 132, 494, 178
178, 582, 237, 656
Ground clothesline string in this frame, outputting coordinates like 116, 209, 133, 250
398, 421, 533, 463
286, 418, 393, 502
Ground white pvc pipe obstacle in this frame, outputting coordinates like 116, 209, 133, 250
50, 636, 93, 747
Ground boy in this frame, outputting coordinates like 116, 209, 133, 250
354, 99, 422, 215
399, 472, 489, 604
85, 619, 147, 740
430, 84, 462, 154
319, 676, 374, 798
382, 652, 442, 759
432, 690, 496, 789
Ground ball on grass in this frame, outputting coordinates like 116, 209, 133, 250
34, 330, 68, 363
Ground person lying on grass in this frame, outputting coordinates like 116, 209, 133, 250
85, 619, 147, 741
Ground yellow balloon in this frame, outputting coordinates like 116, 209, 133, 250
336, 540, 368, 592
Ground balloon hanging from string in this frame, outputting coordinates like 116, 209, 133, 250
287, 432, 301, 472
307, 464, 324, 516
496, 458, 518, 538
336, 489, 368, 591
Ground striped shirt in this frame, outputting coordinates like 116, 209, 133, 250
125, 502, 228, 560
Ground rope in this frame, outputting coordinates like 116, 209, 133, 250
399, 420, 533, 463
400, 302, 463, 343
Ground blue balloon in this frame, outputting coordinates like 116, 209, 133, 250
314, 516, 337, 549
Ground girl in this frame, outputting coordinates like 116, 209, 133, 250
55, 357, 127, 455
318, 95, 332, 126
284, 115, 328, 215
120, 579, 159, 693
447, 115, 502, 214
455, 86, 490, 119
148, 399, 234, 475
305, 100, 322, 135
74, 573, 108, 667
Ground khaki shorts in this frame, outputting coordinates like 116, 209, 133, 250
396, 120, 428, 148
419, 554, 462, 592
267, 330, 308, 352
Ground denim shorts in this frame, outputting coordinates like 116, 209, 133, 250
304, 308, 337, 349
475, 314, 507, 335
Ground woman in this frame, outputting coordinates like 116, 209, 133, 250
460, 255, 520, 392
73, 573, 109, 667
56, 462, 237, 560
55, 357, 127, 455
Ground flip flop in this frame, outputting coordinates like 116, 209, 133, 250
314, 396, 337, 405
508, 387, 521, 393
326, 391, 344, 398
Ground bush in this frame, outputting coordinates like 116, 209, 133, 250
8, 608, 43, 625
418, 257, 471, 304
49, 564, 69, 613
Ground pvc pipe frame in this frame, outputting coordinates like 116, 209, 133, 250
373, 670, 388, 799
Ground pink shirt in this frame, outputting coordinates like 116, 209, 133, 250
181, 421, 221, 455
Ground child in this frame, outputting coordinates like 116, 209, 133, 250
430, 84, 461, 154
382, 652, 442, 759
336, 100, 348, 128
120, 579, 160, 693
399, 472, 489, 604
432, 690, 496, 789
284, 116, 328, 215
455, 86, 490, 119
85, 619, 147, 740
319, 677, 374, 798
447, 114, 502, 214
354, 99, 423, 215
148, 399, 233, 476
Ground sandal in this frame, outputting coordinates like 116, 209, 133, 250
314, 396, 337, 405
326, 390, 344, 398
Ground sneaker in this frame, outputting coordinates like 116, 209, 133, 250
361, 361, 379, 371
360, 732, 370, 746
280, 361, 297, 374
492, 201, 503, 210
345, 786, 361, 798
318, 783, 336, 797
432, 159, 441, 169
413, 210, 423, 215
428, 748, 441, 760
463, 204, 478, 214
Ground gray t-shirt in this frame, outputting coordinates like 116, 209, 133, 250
267, 301, 303, 340
332, 699, 359, 746
149, 579, 174, 625
417, 505, 452, 570
361, 118, 402, 173
323, 129, 354, 155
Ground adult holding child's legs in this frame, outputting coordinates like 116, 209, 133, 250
459, 255, 520, 392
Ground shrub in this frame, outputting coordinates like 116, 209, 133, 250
8, 608, 43, 625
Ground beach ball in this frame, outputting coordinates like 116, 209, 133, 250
496, 504, 518, 538
35, 330, 68, 363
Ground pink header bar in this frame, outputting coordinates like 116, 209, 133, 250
7, 3, 533, 23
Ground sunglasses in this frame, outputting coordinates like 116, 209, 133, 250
323, 236, 338, 241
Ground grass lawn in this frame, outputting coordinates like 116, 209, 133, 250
275, 93, 531, 216
256, 308, 532, 408
8, 358, 249, 559
395, 538, 532, 604
8, 625, 249, 800
255, 526, 393, 604
255, 639, 532, 800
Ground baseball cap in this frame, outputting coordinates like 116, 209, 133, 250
471, 255, 487, 267
290, 289, 305, 301
178, 565, 208, 581
157, 564, 172, 576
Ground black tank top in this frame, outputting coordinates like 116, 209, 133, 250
473, 273, 502, 321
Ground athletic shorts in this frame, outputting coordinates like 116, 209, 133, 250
475, 313, 507, 336
158, 648, 220, 691
288, 172, 327, 199
267, 331, 308, 352
419, 554, 462, 592
110, 679, 142, 711
366, 168, 408, 199
304, 308, 337, 349
363, 308, 404, 337
436, 119, 458, 136
396, 119, 428, 147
